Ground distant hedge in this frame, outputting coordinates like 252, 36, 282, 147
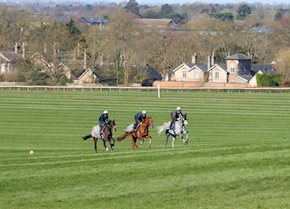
256, 73, 282, 87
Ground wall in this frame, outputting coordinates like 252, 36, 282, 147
153, 81, 204, 88
153, 81, 251, 88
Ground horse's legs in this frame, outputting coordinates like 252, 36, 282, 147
133, 138, 138, 149
110, 138, 115, 150
146, 135, 152, 148
172, 136, 176, 148
103, 140, 109, 151
108, 139, 113, 150
182, 131, 188, 145
185, 132, 189, 144
129, 134, 138, 150
165, 130, 170, 148
93, 137, 97, 153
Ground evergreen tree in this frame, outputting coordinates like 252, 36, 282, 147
160, 4, 173, 18
236, 4, 251, 20
125, 0, 140, 17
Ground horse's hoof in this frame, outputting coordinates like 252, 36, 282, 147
106, 148, 109, 151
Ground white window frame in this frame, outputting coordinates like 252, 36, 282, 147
0, 64, 5, 74
230, 64, 235, 73
215, 71, 219, 79
182, 71, 187, 78
193, 70, 200, 79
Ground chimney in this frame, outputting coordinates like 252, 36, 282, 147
83, 49, 87, 69
15, 43, 18, 54
44, 42, 47, 53
192, 53, 197, 64
211, 51, 215, 66
207, 55, 211, 69
22, 43, 25, 58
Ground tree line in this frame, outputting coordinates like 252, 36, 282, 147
0, 2, 290, 85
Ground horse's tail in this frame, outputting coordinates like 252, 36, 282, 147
157, 126, 165, 135
116, 132, 127, 141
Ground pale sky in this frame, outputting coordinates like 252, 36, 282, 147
137, 0, 289, 4
15, 0, 289, 5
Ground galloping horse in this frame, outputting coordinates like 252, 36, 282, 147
82, 120, 116, 153
158, 114, 188, 148
116, 116, 153, 150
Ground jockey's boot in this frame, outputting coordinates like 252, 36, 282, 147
82, 134, 92, 140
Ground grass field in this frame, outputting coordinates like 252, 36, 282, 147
1, 89, 290, 209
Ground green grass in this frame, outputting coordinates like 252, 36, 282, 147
1, 89, 290, 209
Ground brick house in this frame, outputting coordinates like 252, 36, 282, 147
171, 53, 275, 87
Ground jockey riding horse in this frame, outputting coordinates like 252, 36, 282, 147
170, 107, 183, 134
133, 111, 147, 132
99, 110, 109, 137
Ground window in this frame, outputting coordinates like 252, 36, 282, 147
215, 72, 219, 79
193, 71, 200, 79
182, 71, 187, 78
0, 64, 5, 74
230, 64, 235, 73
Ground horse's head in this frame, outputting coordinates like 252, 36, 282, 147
108, 119, 117, 132
145, 116, 154, 128
182, 114, 188, 127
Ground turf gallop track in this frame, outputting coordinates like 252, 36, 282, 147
1, 89, 290, 209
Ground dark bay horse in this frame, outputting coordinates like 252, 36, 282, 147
116, 116, 153, 150
82, 120, 116, 153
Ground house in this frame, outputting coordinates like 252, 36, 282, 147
79, 16, 108, 26
57, 63, 75, 80
207, 64, 227, 83
135, 18, 177, 30
172, 54, 209, 82
170, 53, 275, 87
0, 52, 26, 75
30, 52, 51, 72
172, 63, 208, 82
226, 54, 274, 85
74, 68, 98, 84
141, 64, 162, 86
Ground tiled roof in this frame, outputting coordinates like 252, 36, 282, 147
226, 53, 251, 60
144, 64, 162, 80
81, 16, 108, 25
251, 64, 274, 73
136, 18, 174, 26
0, 52, 24, 63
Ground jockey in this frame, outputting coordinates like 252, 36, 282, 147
99, 110, 109, 136
170, 107, 183, 130
133, 110, 146, 131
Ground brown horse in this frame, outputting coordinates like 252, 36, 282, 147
82, 120, 116, 153
117, 116, 153, 150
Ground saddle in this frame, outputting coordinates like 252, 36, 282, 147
99, 127, 105, 139
132, 122, 143, 138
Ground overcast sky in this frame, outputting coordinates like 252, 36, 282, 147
14, 0, 289, 5
127, 0, 289, 5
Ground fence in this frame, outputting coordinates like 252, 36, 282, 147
1, 85, 290, 93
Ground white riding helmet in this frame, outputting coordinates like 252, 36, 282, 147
142, 110, 146, 115
103, 110, 108, 114
176, 107, 181, 111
